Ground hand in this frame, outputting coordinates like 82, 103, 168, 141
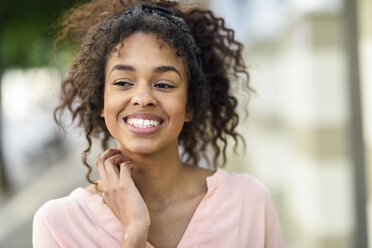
96, 149, 150, 245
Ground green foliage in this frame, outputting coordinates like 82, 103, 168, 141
0, 0, 82, 69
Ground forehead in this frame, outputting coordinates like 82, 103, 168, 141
106, 32, 186, 70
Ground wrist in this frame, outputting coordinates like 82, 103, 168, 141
121, 229, 149, 248
121, 219, 150, 234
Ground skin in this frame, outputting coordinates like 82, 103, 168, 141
87, 32, 214, 248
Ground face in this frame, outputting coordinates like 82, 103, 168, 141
102, 32, 191, 156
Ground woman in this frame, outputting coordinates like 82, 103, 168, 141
33, 0, 284, 247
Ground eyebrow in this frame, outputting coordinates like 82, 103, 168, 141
109, 64, 135, 76
109, 64, 182, 79
154, 66, 182, 80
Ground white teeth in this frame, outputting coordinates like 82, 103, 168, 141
127, 118, 160, 128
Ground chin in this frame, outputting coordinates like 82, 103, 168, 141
119, 143, 162, 156
116, 137, 178, 157
129, 148, 158, 155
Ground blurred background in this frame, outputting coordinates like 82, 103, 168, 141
0, 0, 371, 247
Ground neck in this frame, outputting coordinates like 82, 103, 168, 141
119, 142, 188, 209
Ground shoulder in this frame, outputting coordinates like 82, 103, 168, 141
32, 188, 85, 246
33, 188, 116, 247
223, 170, 270, 193
208, 170, 285, 246
216, 170, 282, 228
219, 169, 272, 205
33, 188, 90, 225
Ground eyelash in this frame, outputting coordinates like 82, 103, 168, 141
113, 80, 175, 89
154, 82, 175, 89
113, 80, 133, 86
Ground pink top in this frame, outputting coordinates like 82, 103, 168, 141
33, 169, 284, 247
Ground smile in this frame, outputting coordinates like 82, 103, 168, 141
127, 118, 161, 128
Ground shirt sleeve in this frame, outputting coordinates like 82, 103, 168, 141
33, 210, 61, 248
264, 191, 285, 248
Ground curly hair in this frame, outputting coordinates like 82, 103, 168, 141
54, 0, 252, 185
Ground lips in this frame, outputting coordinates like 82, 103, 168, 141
124, 113, 164, 134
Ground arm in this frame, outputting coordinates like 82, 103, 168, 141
96, 149, 151, 248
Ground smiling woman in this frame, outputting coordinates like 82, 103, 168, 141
103, 33, 190, 156
32, 1, 285, 247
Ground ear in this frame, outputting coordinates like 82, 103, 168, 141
184, 109, 193, 122
100, 109, 105, 118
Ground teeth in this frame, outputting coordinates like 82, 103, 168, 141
127, 118, 160, 128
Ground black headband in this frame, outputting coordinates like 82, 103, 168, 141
121, 4, 202, 72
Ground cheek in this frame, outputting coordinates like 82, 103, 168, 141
102, 91, 129, 125
165, 94, 188, 123
102, 96, 124, 139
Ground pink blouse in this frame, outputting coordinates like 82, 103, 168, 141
33, 169, 285, 247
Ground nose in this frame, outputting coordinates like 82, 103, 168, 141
130, 84, 157, 107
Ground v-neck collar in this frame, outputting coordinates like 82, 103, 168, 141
175, 168, 227, 248
73, 168, 227, 248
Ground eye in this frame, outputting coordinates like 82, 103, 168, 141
113, 80, 133, 87
154, 82, 175, 89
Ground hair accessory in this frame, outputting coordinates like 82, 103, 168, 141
121, 4, 202, 72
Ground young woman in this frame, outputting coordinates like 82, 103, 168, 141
33, 0, 284, 247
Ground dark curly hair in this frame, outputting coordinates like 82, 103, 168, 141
54, 0, 252, 185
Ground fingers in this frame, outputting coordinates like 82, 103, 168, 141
120, 161, 134, 181
105, 154, 129, 181
96, 149, 132, 189
96, 149, 121, 182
